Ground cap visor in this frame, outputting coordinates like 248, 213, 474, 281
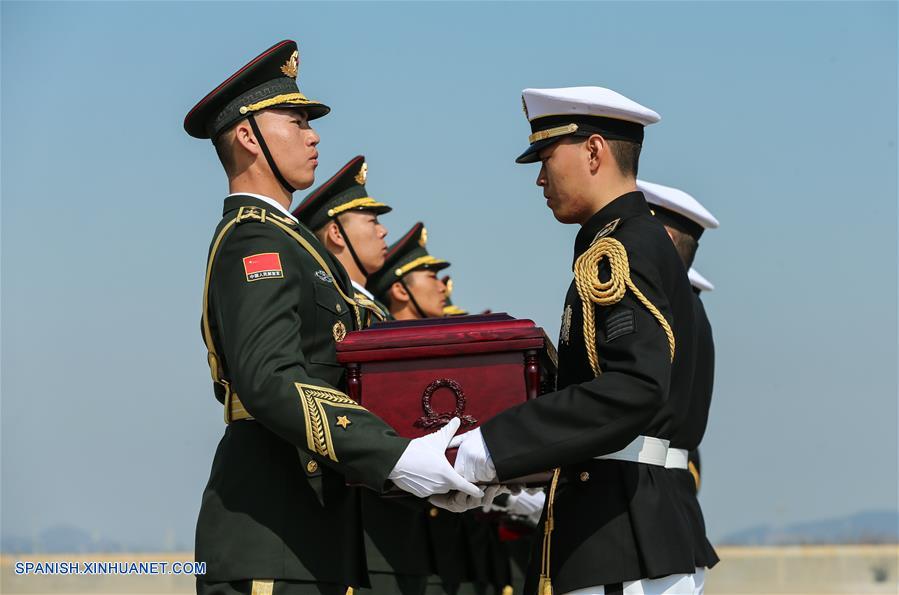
515, 137, 565, 164
426, 261, 451, 273
279, 101, 330, 120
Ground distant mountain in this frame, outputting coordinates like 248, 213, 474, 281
1, 524, 189, 554
720, 510, 899, 545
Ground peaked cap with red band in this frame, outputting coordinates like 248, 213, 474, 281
293, 155, 391, 231
184, 40, 330, 140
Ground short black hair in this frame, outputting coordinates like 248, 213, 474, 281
667, 227, 698, 269
607, 139, 641, 178
213, 129, 237, 177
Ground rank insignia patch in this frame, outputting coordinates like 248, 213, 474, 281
593, 218, 621, 243
243, 253, 284, 282
605, 307, 635, 341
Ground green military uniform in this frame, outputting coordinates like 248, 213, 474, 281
366, 223, 449, 306
369, 228, 513, 595
185, 41, 411, 594
293, 158, 438, 595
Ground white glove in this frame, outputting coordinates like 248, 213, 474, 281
506, 490, 546, 518
389, 418, 483, 499
430, 484, 509, 513
448, 427, 497, 483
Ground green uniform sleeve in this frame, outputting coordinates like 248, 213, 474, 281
212, 221, 409, 490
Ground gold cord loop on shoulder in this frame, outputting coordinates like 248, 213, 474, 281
573, 236, 675, 376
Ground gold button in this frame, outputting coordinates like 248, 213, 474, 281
429, 507, 439, 518
579, 471, 590, 482
239, 106, 248, 114
306, 460, 319, 474
336, 303, 342, 313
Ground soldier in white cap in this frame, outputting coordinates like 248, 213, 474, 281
438, 87, 700, 595
638, 180, 720, 594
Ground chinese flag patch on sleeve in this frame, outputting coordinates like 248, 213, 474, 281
243, 252, 284, 282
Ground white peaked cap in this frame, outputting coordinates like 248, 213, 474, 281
522, 87, 661, 125
516, 86, 660, 164
688, 268, 714, 292
638, 179, 719, 238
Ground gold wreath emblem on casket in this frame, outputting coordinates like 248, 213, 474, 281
414, 378, 477, 429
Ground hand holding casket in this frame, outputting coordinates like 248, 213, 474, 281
336, 313, 558, 490
387, 417, 483, 499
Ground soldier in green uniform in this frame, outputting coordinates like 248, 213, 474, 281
367, 223, 449, 321
369, 227, 512, 595
292, 157, 437, 595
292, 155, 392, 323
183, 40, 481, 595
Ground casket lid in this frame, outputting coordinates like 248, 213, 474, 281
336, 313, 553, 363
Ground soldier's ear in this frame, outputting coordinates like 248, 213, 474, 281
586, 134, 604, 173
326, 221, 346, 248
233, 120, 260, 158
388, 281, 408, 304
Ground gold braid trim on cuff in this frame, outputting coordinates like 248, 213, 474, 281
296, 383, 367, 462
574, 236, 675, 376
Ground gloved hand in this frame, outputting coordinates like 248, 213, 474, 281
430, 484, 509, 513
506, 490, 546, 518
389, 418, 483, 499
448, 427, 497, 483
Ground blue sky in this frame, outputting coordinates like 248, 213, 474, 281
2, 1, 896, 549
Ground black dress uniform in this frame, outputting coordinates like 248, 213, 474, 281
638, 179, 722, 575
666, 289, 718, 570
185, 41, 412, 594
480, 192, 698, 593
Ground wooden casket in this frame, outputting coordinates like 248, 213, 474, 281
336, 313, 557, 482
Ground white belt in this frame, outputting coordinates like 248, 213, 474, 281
664, 447, 689, 470
595, 435, 669, 466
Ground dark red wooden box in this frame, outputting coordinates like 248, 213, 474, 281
336, 314, 557, 447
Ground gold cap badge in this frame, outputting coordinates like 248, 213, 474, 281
281, 50, 299, 78
354, 162, 368, 185
419, 227, 428, 247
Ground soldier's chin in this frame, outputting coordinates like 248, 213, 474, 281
292, 172, 316, 191
550, 206, 579, 224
